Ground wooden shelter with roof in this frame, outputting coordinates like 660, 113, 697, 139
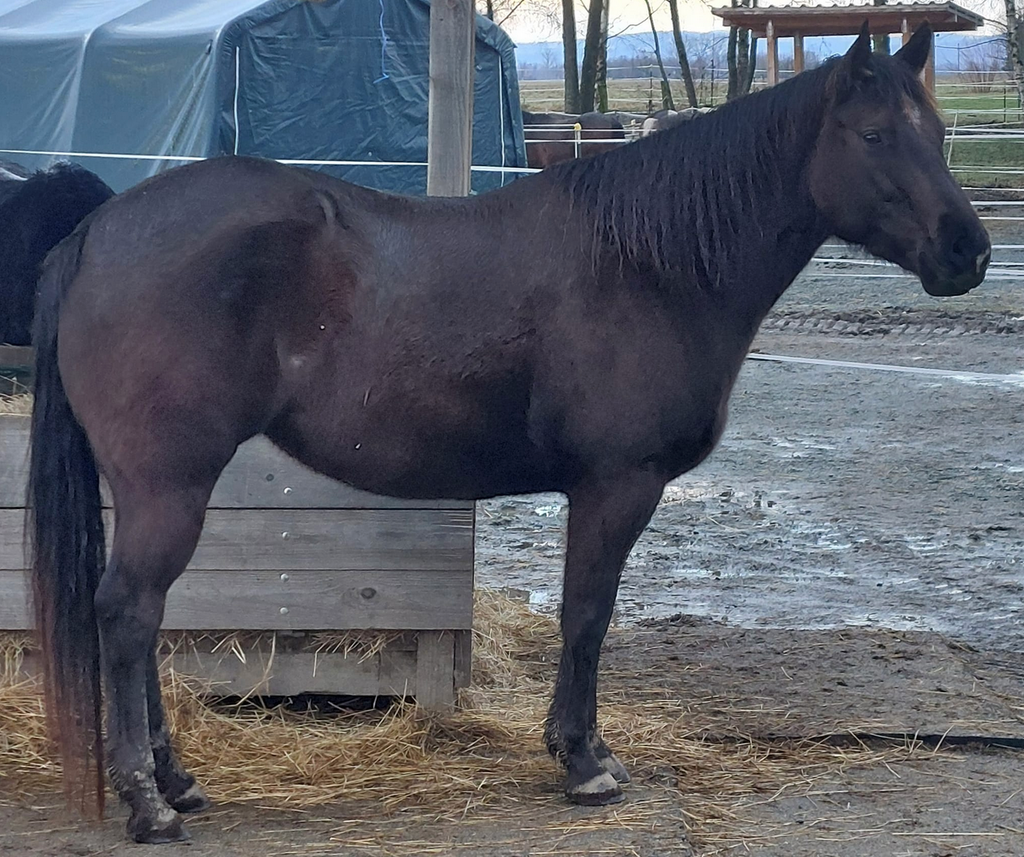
711, 2, 984, 90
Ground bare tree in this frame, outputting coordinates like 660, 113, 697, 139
641, 0, 675, 109
668, 0, 699, 107
746, 31, 758, 93
562, 0, 581, 112
479, 1, 563, 38
579, 0, 606, 112
540, 44, 559, 74
1006, 0, 1024, 109
727, 0, 757, 100
596, 0, 611, 112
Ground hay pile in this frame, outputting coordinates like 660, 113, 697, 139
0, 393, 30, 415
0, 591, 928, 847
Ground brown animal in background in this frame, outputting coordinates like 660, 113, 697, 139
641, 107, 711, 137
522, 110, 626, 168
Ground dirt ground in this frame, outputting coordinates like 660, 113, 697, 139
2, 220, 1023, 855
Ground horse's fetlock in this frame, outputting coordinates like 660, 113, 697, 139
543, 717, 567, 765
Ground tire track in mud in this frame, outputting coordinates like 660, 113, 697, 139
762, 309, 1024, 337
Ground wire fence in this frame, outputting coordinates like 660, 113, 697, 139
4, 103, 1021, 278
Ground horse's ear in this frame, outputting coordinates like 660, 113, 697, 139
895, 22, 932, 76
839, 22, 874, 87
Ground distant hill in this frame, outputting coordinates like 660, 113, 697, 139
514, 31, 1005, 72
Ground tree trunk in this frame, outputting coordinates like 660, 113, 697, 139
741, 0, 758, 96
746, 36, 758, 93
562, 0, 580, 113
579, 0, 605, 112
642, 0, 675, 110
735, 26, 751, 99
1006, 0, 1024, 111
596, 0, 610, 112
727, 25, 739, 101
485, 0, 494, 20
668, 0, 699, 107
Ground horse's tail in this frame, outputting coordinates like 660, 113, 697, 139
27, 225, 107, 816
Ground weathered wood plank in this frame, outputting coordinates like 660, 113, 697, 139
0, 508, 473, 571
22, 649, 423, 698
0, 418, 472, 511
453, 628, 472, 690
0, 346, 33, 368
0, 566, 473, 630
208, 437, 472, 511
415, 630, 456, 711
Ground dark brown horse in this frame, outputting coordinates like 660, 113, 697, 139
522, 109, 626, 168
29, 26, 989, 844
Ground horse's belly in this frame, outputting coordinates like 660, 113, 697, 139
265, 373, 559, 501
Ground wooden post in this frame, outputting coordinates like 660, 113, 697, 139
416, 631, 456, 710
901, 17, 911, 46
793, 34, 805, 75
427, 0, 475, 197
422, 0, 475, 714
766, 20, 778, 86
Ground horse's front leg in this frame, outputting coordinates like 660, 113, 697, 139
545, 470, 664, 805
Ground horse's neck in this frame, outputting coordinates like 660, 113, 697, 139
713, 176, 829, 334
657, 88, 830, 331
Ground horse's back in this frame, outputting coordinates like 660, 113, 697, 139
53, 157, 563, 495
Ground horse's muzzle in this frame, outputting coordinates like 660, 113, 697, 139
918, 229, 991, 297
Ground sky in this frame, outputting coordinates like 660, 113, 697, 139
497, 0, 1000, 43
500, 0, 715, 43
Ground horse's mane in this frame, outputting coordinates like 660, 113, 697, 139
553, 52, 934, 288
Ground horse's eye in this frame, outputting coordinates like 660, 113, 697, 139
862, 131, 882, 145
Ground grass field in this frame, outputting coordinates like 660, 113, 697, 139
946, 138, 1024, 189
520, 77, 1024, 188
519, 77, 1022, 121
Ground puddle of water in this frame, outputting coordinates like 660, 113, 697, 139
528, 589, 557, 609
951, 371, 1024, 390
904, 535, 945, 553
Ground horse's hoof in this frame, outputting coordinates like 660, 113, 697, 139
566, 771, 625, 807
598, 751, 631, 785
127, 807, 189, 844
168, 782, 212, 815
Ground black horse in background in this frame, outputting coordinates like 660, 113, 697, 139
0, 161, 113, 345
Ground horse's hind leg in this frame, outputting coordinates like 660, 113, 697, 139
95, 486, 212, 843
147, 650, 211, 814
545, 470, 664, 805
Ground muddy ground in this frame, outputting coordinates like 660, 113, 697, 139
2, 221, 1023, 855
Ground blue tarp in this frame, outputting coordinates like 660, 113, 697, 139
0, 0, 527, 194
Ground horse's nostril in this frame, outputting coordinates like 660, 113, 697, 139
949, 228, 988, 270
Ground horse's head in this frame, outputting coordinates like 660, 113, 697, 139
809, 24, 990, 296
